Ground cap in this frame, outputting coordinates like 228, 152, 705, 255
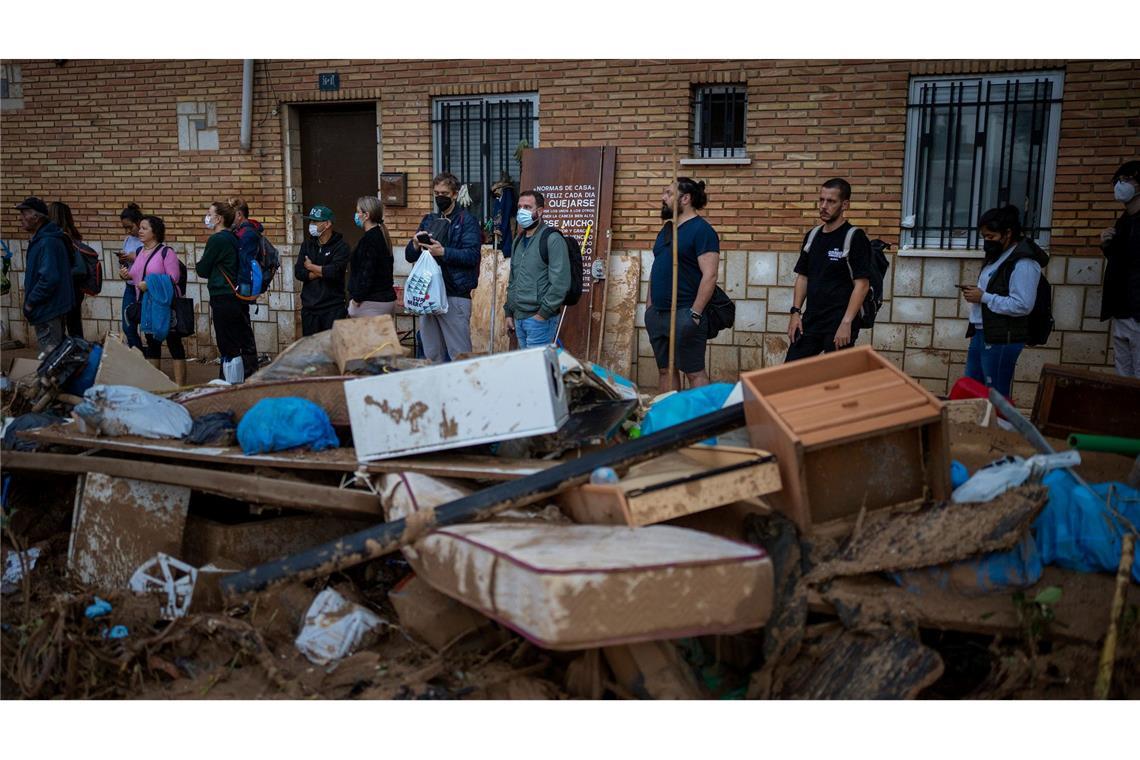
304, 205, 334, 222
15, 197, 49, 215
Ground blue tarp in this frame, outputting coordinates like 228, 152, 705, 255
640, 383, 736, 442
236, 398, 339, 455
1035, 470, 1140, 584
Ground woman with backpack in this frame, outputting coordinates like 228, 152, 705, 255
347, 195, 397, 318
959, 205, 1049, 400
118, 202, 145, 350
123, 215, 187, 385
196, 200, 258, 382
48, 201, 89, 340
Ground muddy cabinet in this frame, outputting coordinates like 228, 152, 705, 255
742, 346, 950, 533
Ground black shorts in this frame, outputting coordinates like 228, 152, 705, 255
645, 306, 709, 374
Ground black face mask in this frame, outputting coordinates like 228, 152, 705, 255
435, 195, 453, 214
982, 239, 1006, 260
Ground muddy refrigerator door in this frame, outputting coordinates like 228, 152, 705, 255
344, 346, 570, 461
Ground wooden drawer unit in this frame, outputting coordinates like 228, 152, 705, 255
741, 346, 950, 533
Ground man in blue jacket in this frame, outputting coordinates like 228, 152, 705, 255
17, 197, 75, 354
404, 172, 481, 362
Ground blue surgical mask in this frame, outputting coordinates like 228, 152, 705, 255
354, 212, 364, 229
308, 223, 320, 237
516, 209, 534, 229
1115, 180, 1137, 204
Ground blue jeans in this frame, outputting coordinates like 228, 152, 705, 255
964, 330, 1024, 399
515, 314, 559, 348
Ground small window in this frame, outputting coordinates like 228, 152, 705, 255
692, 85, 747, 159
901, 71, 1064, 251
1, 64, 24, 111
431, 93, 539, 222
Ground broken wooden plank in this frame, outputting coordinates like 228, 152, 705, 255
603, 641, 706, 700
809, 567, 1139, 645
598, 253, 640, 379
2, 451, 382, 517
16, 424, 555, 481
221, 403, 749, 597
95, 333, 177, 392
69, 473, 191, 588
330, 314, 405, 373
805, 485, 1049, 583
775, 627, 944, 700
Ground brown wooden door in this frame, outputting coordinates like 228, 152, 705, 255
298, 103, 376, 249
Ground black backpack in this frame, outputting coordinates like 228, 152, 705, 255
536, 227, 584, 307
802, 225, 890, 328
74, 240, 103, 296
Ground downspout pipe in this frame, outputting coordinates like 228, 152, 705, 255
240, 59, 254, 152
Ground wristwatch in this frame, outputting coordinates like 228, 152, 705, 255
690, 309, 702, 323
789, 306, 802, 315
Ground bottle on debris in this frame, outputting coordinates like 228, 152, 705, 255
590, 466, 620, 485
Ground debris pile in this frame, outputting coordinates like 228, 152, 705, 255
2, 328, 1138, 700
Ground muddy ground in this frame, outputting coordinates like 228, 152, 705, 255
2, 420, 1137, 700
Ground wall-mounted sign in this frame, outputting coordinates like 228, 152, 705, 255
380, 172, 408, 207
318, 72, 340, 92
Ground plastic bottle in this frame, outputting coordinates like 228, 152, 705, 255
590, 467, 620, 485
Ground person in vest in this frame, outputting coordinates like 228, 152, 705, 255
960, 205, 1048, 399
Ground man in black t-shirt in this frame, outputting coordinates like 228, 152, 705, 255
785, 178, 873, 362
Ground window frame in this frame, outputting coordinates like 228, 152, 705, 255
430, 92, 539, 219
691, 84, 748, 161
900, 70, 1064, 256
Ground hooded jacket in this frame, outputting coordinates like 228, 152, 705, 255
295, 230, 351, 312
23, 220, 75, 325
1099, 210, 1140, 321
403, 208, 481, 298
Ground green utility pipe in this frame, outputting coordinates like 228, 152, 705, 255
1067, 434, 1140, 457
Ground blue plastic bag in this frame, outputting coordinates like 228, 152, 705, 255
950, 460, 969, 490
236, 398, 339, 455
640, 383, 736, 440
892, 533, 1042, 596
1034, 470, 1140, 583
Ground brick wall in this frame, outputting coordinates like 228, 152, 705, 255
2, 59, 1137, 401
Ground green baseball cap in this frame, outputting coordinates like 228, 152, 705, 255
304, 205, 334, 222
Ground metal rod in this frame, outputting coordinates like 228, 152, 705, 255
221, 403, 749, 598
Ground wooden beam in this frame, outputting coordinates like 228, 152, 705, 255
1, 451, 382, 518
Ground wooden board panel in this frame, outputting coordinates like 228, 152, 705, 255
493, 253, 514, 354
330, 314, 404, 372
598, 253, 640, 377
68, 473, 190, 589
17, 424, 554, 481
468, 245, 502, 355
180, 376, 350, 425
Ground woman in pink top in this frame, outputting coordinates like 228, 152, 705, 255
120, 215, 187, 384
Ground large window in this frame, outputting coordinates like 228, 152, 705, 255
431, 93, 538, 223
901, 71, 1063, 251
691, 85, 747, 159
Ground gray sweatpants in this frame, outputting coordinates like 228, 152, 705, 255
1112, 317, 1140, 378
420, 296, 472, 362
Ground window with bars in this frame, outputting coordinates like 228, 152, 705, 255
901, 71, 1064, 251
692, 85, 747, 159
431, 94, 539, 223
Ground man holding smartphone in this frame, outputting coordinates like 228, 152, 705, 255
785, 178, 873, 362
404, 172, 481, 362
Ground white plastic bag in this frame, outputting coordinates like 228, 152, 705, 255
222, 356, 245, 384
73, 384, 193, 439
952, 450, 1081, 503
295, 589, 385, 665
404, 251, 449, 315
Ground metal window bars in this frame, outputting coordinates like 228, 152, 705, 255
431, 96, 538, 221
692, 85, 747, 159
909, 76, 1061, 250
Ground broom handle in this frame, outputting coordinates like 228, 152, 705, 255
667, 148, 680, 385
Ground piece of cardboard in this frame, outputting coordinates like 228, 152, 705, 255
7, 358, 40, 386
330, 314, 405, 373
388, 573, 491, 651
94, 333, 177, 392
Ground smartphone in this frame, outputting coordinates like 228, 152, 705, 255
416, 231, 432, 245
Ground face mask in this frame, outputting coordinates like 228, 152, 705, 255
308, 223, 320, 237
516, 208, 534, 228
354, 212, 365, 229
1115, 180, 1137, 204
203, 214, 215, 229
982, 239, 1006, 259
435, 195, 452, 213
